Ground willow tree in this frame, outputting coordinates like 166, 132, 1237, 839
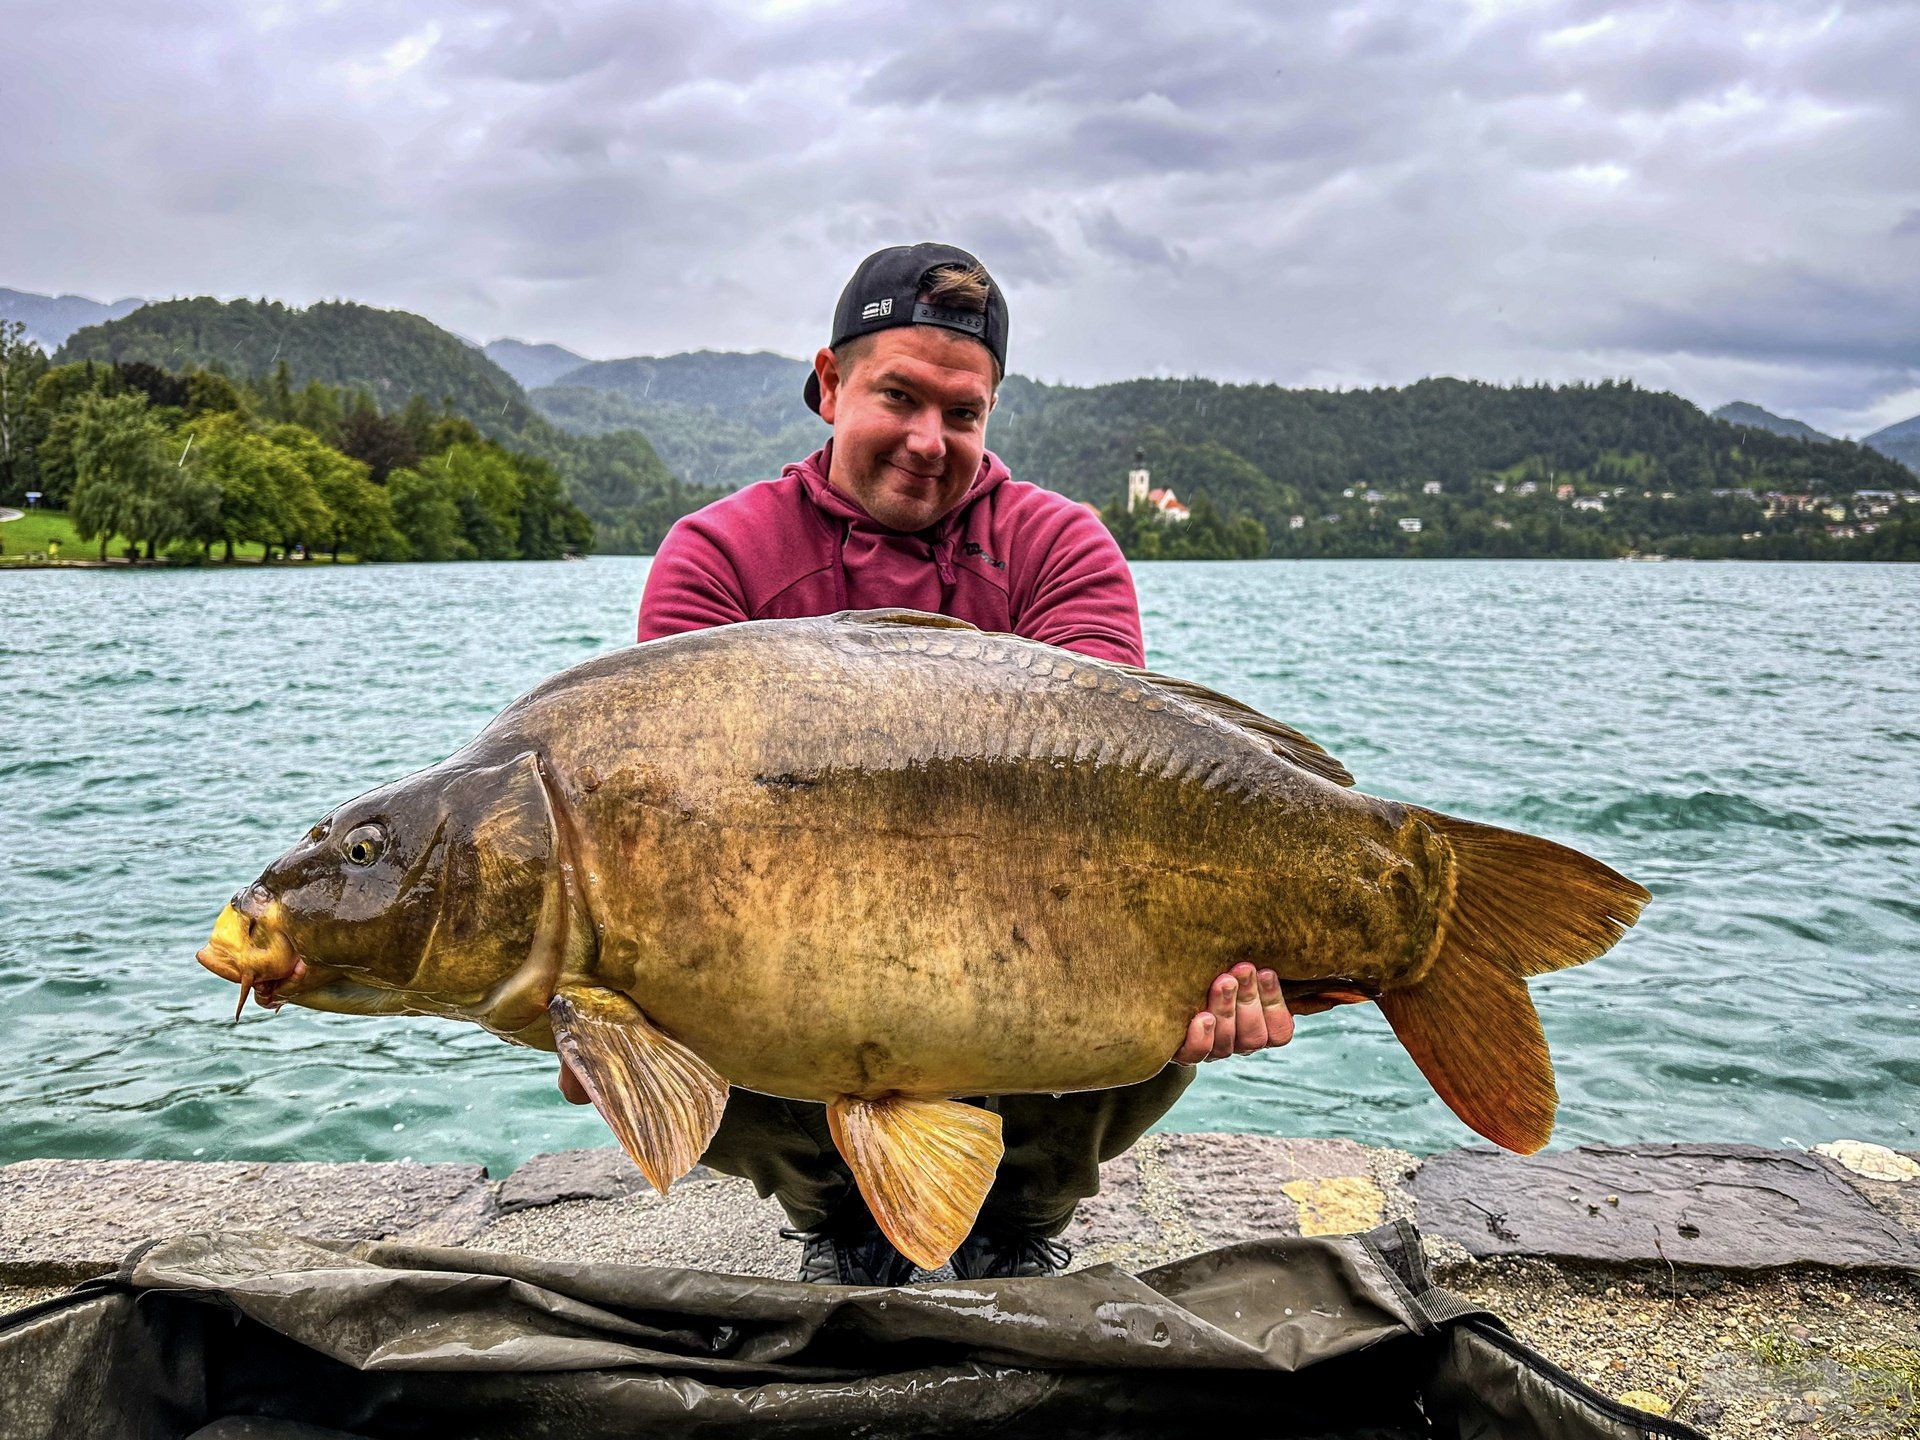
67, 392, 173, 559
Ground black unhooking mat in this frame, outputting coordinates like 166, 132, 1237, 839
0, 1223, 1701, 1440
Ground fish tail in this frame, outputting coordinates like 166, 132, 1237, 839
1375, 810, 1649, 1154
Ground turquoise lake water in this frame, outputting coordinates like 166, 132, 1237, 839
2, 558, 1916, 1175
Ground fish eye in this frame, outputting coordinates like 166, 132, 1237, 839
342, 822, 388, 867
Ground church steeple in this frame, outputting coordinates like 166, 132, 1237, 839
1127, 447, 1150, 513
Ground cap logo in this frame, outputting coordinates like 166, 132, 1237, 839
860, 298, 893, 321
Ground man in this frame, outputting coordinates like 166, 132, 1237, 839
560, 243, 1292, 1283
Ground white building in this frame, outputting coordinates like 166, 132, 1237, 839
1397, 517, 1423, 533
1422, 481, 1443, 495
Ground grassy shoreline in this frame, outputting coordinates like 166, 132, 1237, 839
0, 510, 357, 566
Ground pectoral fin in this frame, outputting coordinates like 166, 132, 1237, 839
549, 986, 729, 1194
825, 1095, 1004, 1271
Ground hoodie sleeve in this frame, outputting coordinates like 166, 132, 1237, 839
1011, 501, 1146, 667
637, 516, 752, 642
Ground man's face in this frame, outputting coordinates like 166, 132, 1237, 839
814, 326, 997, 533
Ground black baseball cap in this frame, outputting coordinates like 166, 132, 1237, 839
803, 242, 1009, 414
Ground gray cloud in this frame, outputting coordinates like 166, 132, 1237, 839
2, 0, 1917, 433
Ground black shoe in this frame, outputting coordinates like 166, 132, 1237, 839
781, 1222, 918, 1286
951, 1229, 1072, 1280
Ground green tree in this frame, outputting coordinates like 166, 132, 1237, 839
0, 319, 49, 502
183, 411, 328, 561
185, 370, 246, 417
512, 453, 594, 558
265, 359, 296, 422
67, 393, 173, 558
32, 359, 117, 416
386, 465, 468, 560
268, 423, 399, 560
292, 379, 344, 438
433, 442, 525, 559
334, 396, 419, 481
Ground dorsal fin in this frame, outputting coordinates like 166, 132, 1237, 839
1119, 666, 1354, 787
828, 608, 981, 631
824, 612, 1351, 785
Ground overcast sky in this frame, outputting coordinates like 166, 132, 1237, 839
6, 0, 1917, 434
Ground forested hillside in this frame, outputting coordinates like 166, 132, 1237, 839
988, 375, 1916, 558
61, 298, 536, 432
54, 300, 708, 551
537, 351, 1919, 558
533, 351, 821, 491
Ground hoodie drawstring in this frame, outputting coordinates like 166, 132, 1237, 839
933, 535, 958, 587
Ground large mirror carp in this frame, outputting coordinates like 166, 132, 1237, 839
198, 609, 1648, 1268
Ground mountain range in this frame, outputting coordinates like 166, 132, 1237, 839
1711, 399, 1918, 473
14, 286, 1917, 479
483, 338, 589, 390
1860, 415, 1920, 474
0, 287, 144, 351
1710, 401, 1833, 444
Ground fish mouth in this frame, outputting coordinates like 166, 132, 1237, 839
197, 899, 321, 1020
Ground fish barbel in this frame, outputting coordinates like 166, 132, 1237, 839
197, 609, 1648, 1267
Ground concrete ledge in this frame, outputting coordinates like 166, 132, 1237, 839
0, 1159, 494, 1286
1414, 1143, 1920, 1272
4, 1135, 1914, 1292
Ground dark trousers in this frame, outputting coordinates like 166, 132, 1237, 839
698, 1066, 1195, 1238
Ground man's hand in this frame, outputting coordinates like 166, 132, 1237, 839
1173, 962, 1294, 1064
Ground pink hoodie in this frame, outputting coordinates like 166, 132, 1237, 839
637, 443, 1145, 667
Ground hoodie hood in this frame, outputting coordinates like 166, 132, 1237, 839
789, 443, 1011, 601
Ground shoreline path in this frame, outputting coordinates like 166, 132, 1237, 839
3, 1135, 1916, 1436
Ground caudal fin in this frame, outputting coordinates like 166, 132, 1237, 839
1376, 811, 1649, 1154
